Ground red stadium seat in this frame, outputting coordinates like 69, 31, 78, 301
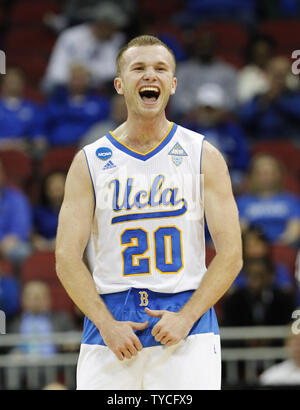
21, 250, 57, 282
40, 146, 78, 176
139, 0, 184, 19
205, 246, 216, 267
0, 149, 33, 187
10, 0, 61, 25
0, 259, 14, 276
195, 21, 248, 52
5, 27, 56, 54
259, 19, 300, 53
270, 244, 298, 276
251, 140, 300, 178
21, 250, 75, 313
50, 284, 74, 313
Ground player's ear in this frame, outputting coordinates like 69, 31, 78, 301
114, 77, 124, 95
170, 77, 177, 95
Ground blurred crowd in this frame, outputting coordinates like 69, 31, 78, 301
0, 0, 299, 388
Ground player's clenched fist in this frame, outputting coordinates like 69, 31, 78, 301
145, 308, 194, 347
99, 319, 149, 360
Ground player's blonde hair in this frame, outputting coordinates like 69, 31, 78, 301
116, 35, 176, 76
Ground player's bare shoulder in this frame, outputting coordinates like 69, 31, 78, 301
64, 149, 95, 202
202, 140, 230, 183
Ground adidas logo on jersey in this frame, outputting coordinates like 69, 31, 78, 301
103, 160, 116, 170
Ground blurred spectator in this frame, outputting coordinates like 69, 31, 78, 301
8, 281, 77, 356
0, 253, 20, 321
237, 154, 300, 246
79, 94, 127, 147
0, 159, 32, 268
0, 67, 46, 154
238, 33, 298, 104
183, 82, 250, 191
237, 33, 276, 104
234, 226, 297, 293
44, 0, 136, 32
239, 56, 300, 142
43, 2, 127, 92
259, 329, 300, 386
32, 171, 66, 252
221, 257, 296, 327
171, 31, 238, 118
44, 63, 110, 147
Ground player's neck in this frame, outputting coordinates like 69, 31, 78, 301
113, 113, 172, 152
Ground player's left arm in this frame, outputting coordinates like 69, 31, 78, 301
146, 141, 243, 346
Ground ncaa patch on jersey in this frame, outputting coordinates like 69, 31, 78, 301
168, 142, 188, 166
96, 147, 112, 161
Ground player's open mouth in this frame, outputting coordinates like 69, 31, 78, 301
139, 86, 160, 104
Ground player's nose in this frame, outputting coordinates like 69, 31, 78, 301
142, 67, 157, 81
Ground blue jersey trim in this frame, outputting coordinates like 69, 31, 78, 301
81, 288, 219, 348
105, 123, 178, 161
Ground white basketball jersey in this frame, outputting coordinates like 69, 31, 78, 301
83, 122, 207, 294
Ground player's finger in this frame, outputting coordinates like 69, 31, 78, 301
129, 320, 149, 331
132, 335, 143, 351
144, 307, 165, 318
165, 339, 178, 347
160, 336, 172, 345
120, 347, 132, 360
125, 341, 138, 356
151, 323, 161, 337
114, 349, 125, 361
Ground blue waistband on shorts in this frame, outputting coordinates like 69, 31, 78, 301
81, 288, 219, 348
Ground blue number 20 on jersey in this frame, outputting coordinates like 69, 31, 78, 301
121, 226, 183, 276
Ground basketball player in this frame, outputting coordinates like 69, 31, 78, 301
55, 35, 243, 390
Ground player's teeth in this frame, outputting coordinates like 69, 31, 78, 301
140, 87, 159, 93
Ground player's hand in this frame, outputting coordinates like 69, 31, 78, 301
145, 308, 194, 347
99, 319, 149, 361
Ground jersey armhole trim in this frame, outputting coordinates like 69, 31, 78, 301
199, 136, 205, 201
82, 148, 96, 204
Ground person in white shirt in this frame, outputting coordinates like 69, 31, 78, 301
259, 328, 300, 386
43, 2, 127, 92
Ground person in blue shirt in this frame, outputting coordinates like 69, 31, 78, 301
44, 63, 110, 147
239, 56, 300, 143
237, 153, 300, 246
0, 67, 46, 153
32, 171, 66, 251
0, 160, 32, 267
0, 268, 20, 321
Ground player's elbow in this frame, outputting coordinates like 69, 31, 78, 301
55, 247, 72, 280
229, 250, 243, 278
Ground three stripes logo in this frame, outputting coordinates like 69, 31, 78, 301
102, 160, 116, 170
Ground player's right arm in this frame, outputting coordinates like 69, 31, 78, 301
55, 150, 148, 360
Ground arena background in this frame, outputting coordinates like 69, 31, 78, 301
0, 0, 299, 390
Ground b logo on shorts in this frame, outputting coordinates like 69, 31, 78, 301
139, 291, 149, 306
